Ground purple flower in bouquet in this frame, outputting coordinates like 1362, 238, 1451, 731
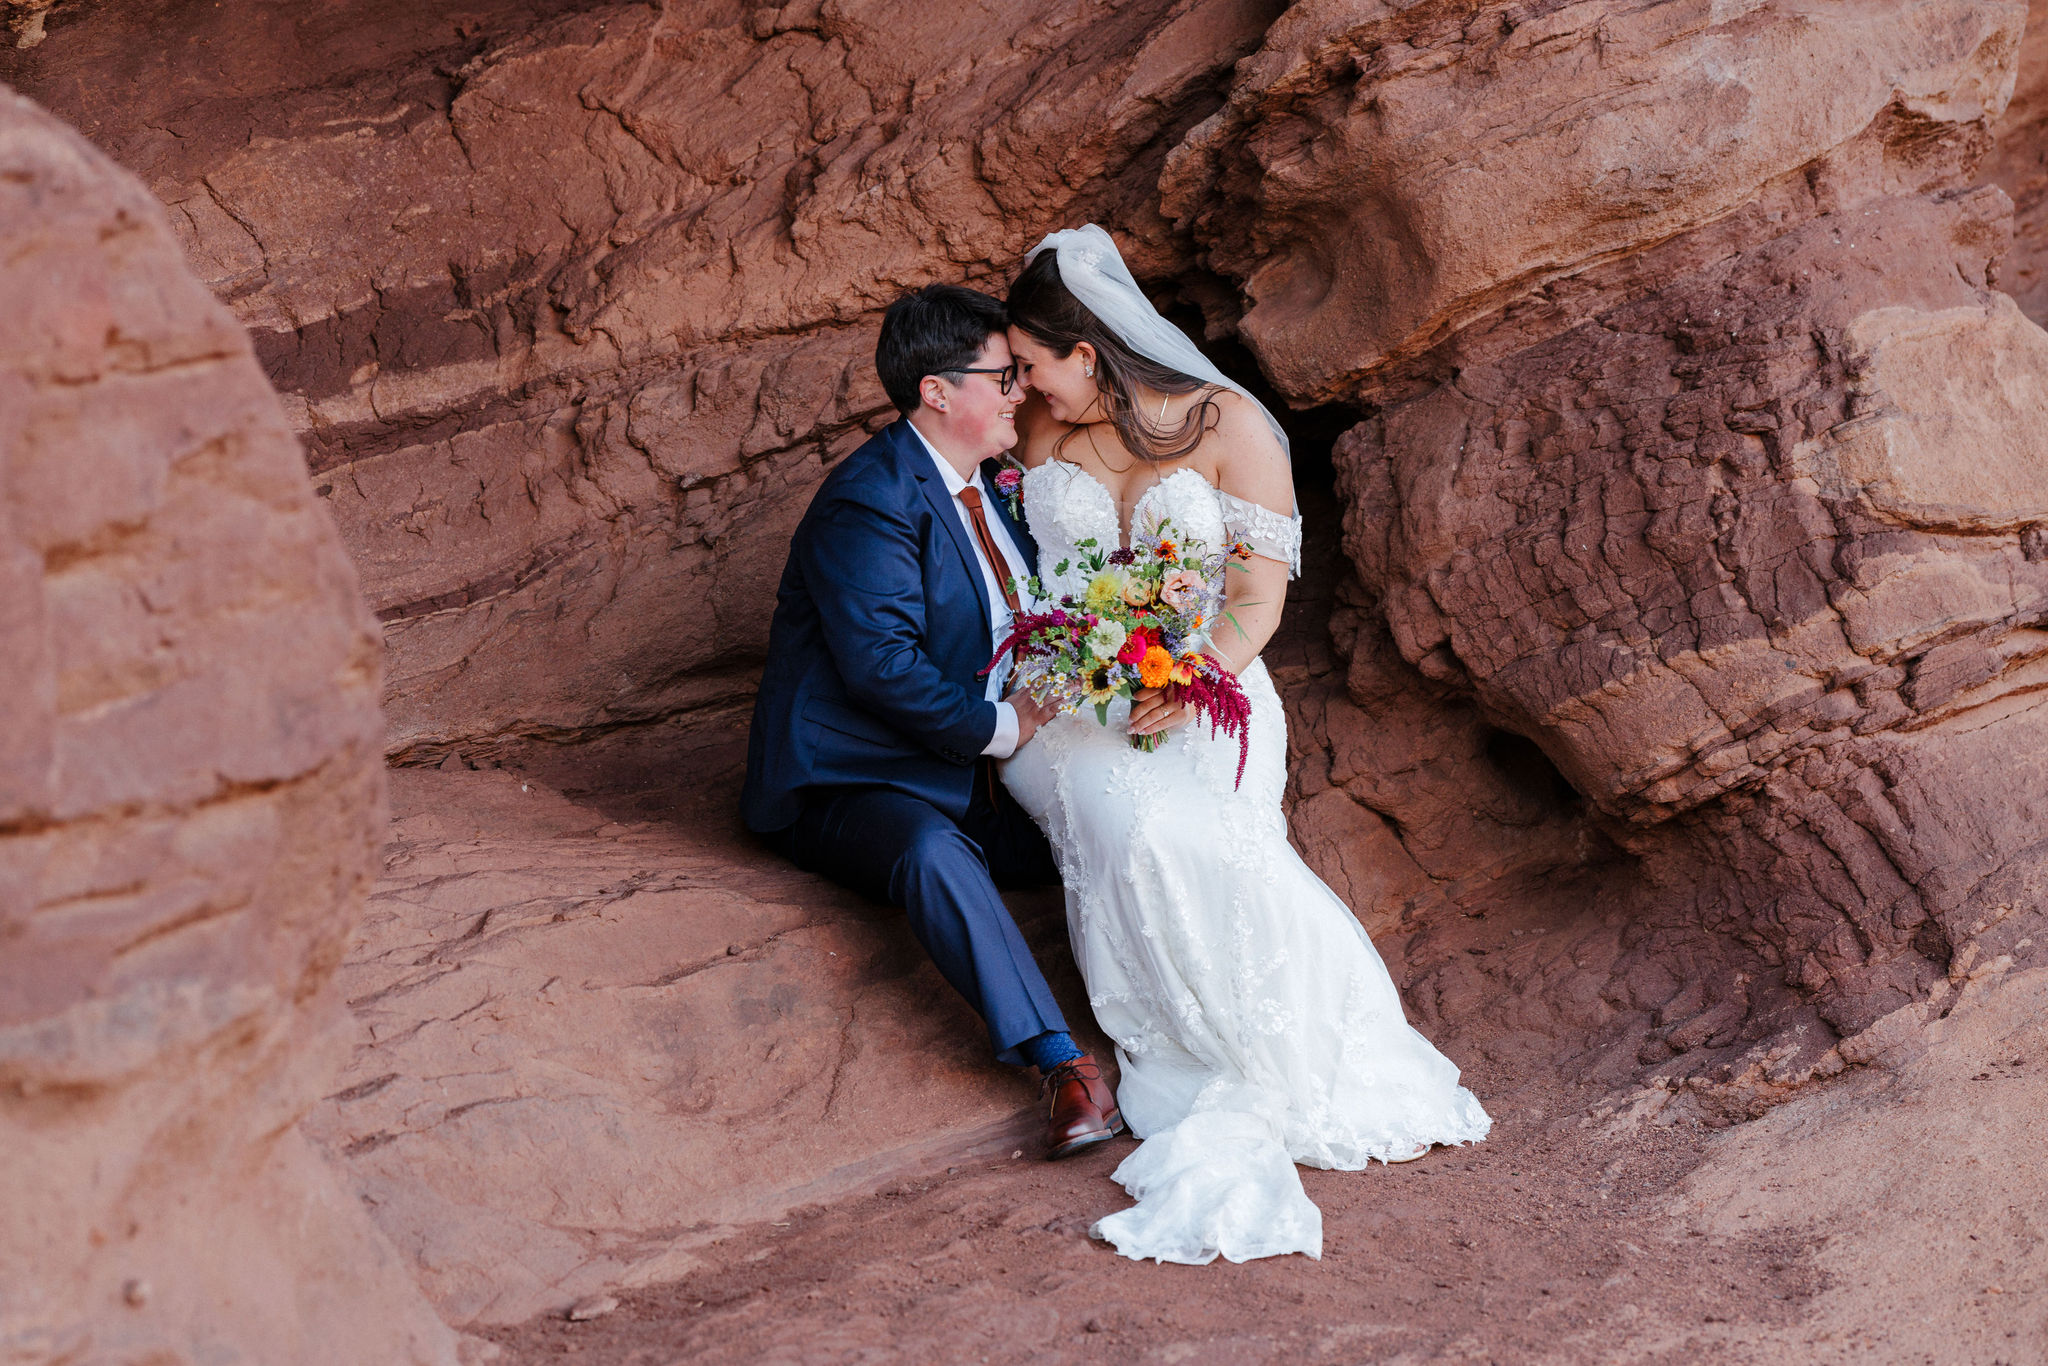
979, 514, 1257, 786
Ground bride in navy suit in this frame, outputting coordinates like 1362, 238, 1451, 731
742, 284, 1126, 1158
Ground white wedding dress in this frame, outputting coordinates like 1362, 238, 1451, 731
999, 460, 1492, 1265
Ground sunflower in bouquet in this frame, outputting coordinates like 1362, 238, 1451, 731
985, 515, 1256, 786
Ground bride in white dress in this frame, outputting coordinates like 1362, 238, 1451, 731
996, 225, 1490, 1265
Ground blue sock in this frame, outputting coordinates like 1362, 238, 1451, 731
1018, 1030, 1084, 1072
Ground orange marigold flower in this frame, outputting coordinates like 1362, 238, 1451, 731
1138, 644, 1175, 689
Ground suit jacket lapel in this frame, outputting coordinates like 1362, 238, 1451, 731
897, 421, 993, 630
979, 459, 1039, 578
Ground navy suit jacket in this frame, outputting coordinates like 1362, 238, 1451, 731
742, 419, 1039, 833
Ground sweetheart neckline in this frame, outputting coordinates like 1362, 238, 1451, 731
1024, 461, 1215, 550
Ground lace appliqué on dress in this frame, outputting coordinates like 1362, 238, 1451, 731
997, 455, 1490, 1266
1216, 488, 1302, 579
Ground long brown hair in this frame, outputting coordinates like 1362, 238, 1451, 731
1006, 250, 1220, 464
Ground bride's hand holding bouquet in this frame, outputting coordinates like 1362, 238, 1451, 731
985, 515, 1256, 785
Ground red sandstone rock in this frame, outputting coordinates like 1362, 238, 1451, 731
12, 0, 2048, 1345
0, 1, 52, 48
1181, 0, 2048, 1064
1165, 0, 2025, 405
0, 90, 457, 1364
301, 738, 1111, 1327
1, 0, 1280, 758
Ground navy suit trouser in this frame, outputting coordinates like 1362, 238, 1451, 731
771, 762, 1067, 1066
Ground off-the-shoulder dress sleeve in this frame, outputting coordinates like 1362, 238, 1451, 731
1216, 488, 1302, 579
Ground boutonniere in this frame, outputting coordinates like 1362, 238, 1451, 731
993, 462, 1025, 521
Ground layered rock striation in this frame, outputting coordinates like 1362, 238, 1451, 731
10, 0, 2048, 1337
2, 0, 1284, 759
1176, 0, 2048, 1070
0, 91, 456, 1364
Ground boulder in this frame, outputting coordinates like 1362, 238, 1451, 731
1183, 0, 2048, 1053
1165, 0, 2024, 405
0, 90, 457, 1364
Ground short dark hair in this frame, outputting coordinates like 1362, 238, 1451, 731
875, 284, 1008, 416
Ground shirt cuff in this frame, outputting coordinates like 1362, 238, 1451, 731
982, 701, 1020, 759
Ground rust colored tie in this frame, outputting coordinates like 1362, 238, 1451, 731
959, 484, 1019, 802
956, 484, 1021, 614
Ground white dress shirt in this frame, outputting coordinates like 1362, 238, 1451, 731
907, 421, 1029, 759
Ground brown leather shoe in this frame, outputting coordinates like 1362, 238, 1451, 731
1043, 1054, 1125, 1159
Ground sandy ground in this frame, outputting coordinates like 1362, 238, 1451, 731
477, 1076, 1811, 1365
472, 949, 2047, 1363
380, 709, 2048, 1366
1675, 964, 2048, 1364
327, 628, 2043, 1366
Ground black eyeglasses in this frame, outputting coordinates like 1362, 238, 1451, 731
940, 364, 1019, 394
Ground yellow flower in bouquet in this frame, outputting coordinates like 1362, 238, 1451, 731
1085, 666, 1117, 707
1085, 571, 1126, 611
983, 512, 1258, 787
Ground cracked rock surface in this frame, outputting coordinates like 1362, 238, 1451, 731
1171, 0, 2048, 1099
0, 0, 1282, 759
1989, 0, 2048, 317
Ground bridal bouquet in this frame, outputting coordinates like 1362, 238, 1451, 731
985, 517, 1255, 786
